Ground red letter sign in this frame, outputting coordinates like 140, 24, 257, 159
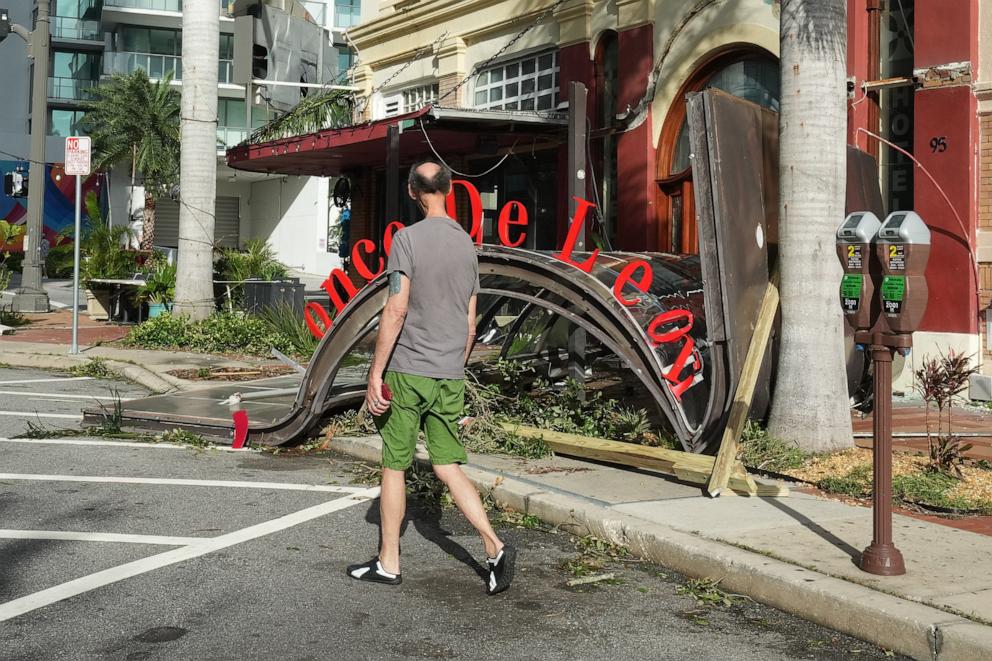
497, 201, 528, 248
351, 239, 383, 281
552, 197, 599, 272
304, 301, 333, 339
445, 179, 483, 245
613, 260, 653, 306
321, 269, 359, 314
646, 309, 702, 400
383, 221, 405, 256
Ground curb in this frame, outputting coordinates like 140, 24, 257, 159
0, 349, 183, 394
331, 435, 992, 661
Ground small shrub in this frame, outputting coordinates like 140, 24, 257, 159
123, 313, 192, 348
738, 421, 809, 472
258, 301, 318, 357
915, 350, 979, 477
68, 358, 114, 379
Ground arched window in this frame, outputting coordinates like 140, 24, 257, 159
656, 49, 779, 254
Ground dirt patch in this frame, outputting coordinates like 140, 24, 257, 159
168, 365, 298, 381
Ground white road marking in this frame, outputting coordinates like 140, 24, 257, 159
0, 390, 135, 402
0, 487, 380, 622
0, 438, 258, 452
0, 377, 94, 385
0, 473, 367, 494
0, 411, 82, 420
0, 530, 207, 546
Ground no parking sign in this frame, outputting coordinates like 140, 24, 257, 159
64, 136, 91, 176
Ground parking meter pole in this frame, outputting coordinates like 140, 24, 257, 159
860, 340, 905, 576
71, 174, 81, 355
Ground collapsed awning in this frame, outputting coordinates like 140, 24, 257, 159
225, 105, 569, 177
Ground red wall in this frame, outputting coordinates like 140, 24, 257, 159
846, 0, 871, 147
616, 24, 656, 251
914, 0, 977, 69
914, 86, 979, 334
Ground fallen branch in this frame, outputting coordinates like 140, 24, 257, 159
566, 573, 616, 587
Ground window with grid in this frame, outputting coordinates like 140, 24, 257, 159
382, 82, 438, 117
473, 50, 559, 111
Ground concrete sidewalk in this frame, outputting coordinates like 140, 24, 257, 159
331, 435, 992, 661
0, 339, 271, 393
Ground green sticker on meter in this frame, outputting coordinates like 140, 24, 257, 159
840, 274, 863, 299
881, 275, 906, 302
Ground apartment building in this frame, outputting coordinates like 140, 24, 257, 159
0, 0, 367, 276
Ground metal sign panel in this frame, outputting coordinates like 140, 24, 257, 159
64, 136, 91, 176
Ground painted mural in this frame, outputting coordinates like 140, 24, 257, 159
0, 161, 106, 250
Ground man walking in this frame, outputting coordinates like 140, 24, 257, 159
347, 161, 515, 595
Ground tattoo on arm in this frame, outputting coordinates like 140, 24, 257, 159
388, 271, 402, 296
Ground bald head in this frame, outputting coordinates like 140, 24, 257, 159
408, 160, 452, 197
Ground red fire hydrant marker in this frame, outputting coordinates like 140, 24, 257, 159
232, 410, 249, 449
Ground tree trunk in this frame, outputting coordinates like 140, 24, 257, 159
141, 191, 156, 251
173, 0, 219, 320
767, 0, 854, 453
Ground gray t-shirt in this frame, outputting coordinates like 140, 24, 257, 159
386, 216, 480, 380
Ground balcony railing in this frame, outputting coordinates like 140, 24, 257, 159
217, 126, 247, 148
103, 0, 232, 14
104, 52, 234, 84
48, 76, 97, 101
50, 16, 102, 40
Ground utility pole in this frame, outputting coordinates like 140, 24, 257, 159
567, 81, 588, 390
3, 1, 51, 312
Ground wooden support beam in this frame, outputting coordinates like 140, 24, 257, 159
500, 423, 787, 497
707, 271, 780, 498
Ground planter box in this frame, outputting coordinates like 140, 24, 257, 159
242, 279, 304, 316
85, 288, 112, 321
147, 302, 172, 319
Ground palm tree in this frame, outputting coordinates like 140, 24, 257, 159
766, 0, 854, 453
81, 70, 180, 251
173, 0, 219, 321
248, 89, 356, 143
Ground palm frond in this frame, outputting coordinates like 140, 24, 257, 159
248, 90, 356, 144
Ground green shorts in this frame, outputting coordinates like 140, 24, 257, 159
373, 370, 468, 471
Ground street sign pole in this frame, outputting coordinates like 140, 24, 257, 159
71, 173, 81, 354
65, 136, 92, 356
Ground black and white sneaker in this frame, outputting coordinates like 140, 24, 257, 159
346, 557, 402, 585
486, 545, 516, 595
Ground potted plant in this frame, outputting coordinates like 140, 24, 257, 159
80, 219, 136, 321
137, 258, 176, 318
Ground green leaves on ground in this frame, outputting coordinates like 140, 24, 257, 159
676, 577, 741, 608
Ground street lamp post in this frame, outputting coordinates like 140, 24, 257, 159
2, 1, 52, 312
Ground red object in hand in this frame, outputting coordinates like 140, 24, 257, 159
381, 383, 393, 401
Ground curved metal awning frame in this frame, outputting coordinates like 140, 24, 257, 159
246, 246, 730, 452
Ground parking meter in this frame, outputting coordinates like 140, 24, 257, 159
836, 212, 882, 335
874, 211, 930, 335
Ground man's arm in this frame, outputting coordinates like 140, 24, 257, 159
366, 271, 410, 415
464, 294, 477, 365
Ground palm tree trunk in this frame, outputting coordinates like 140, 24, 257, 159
141, 191, 156, 251
173, 0, 219, 320
767, 0, 854, 453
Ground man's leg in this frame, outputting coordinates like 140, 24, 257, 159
378, 467, 405, 574
432, 463, 502, 558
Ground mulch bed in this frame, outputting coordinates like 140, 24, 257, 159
168, 365, 298, 381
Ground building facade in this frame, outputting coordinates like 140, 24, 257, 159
0, 0, 367, 277
326, 0, 988, 383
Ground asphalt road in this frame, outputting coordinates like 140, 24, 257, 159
0, 367, 906, 660
0, 366, 149, 438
